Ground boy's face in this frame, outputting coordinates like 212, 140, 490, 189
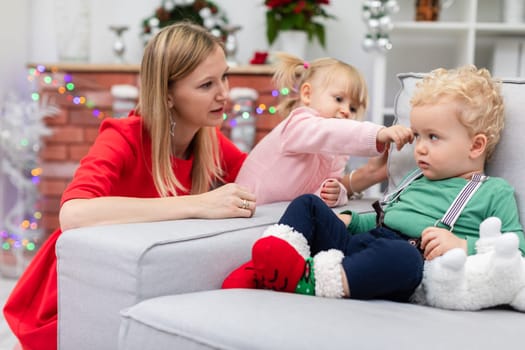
410, 101, 480, 180
300, 75, 358, 119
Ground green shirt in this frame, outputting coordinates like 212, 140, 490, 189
347, 176, 525, 256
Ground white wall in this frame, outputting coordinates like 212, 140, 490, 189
0, 1, 30, 227
26, 0, 374, 96
0, 1, 29, 100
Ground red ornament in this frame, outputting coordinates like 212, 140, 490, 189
249, 51, 268, 65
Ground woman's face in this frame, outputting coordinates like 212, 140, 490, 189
168, 46, 229, 131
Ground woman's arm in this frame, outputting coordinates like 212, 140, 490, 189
340, 147, 389, 196
59, 183, 256, 231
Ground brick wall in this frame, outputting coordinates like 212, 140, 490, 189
225, 74, 285, 144
37, 69, 139, 234
35, 65, 281, 235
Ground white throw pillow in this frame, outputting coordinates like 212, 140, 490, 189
387, 72, 525, 222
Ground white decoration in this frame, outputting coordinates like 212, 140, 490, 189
362, 0, 398, 53
229, 87, 259, 101
210, 28, 222, 38
110, 84, 139, 100
148, 17, 160, 28
0, 91, 59, 277
164, 0, 175, 11
203, 18, 216, 30
385, 0, 400, 14
412, 217, 525, 312
199, 7, 212, 19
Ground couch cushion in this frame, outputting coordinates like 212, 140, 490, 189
388, 74, 525, 223
119, 289, 524, 350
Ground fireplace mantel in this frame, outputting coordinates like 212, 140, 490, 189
28, 62, 274, 75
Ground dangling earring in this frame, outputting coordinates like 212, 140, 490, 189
170, 120, 176, 136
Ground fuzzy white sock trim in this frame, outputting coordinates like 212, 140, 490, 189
313, 249, 345, 298
261, 224, 310, 259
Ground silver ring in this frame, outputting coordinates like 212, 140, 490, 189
241, 199, 249, 209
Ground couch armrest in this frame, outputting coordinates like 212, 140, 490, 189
56, 199, 376, 350
56, 201, 288, 350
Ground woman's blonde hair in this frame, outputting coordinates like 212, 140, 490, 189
136, 22, 225, 196
272, 52, 368, 119
411, 65, 504, 160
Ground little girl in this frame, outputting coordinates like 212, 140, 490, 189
235, 52, 413, 207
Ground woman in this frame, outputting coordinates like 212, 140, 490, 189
3, 22, 255, 350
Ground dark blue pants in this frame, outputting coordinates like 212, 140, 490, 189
278, 194, 423, 301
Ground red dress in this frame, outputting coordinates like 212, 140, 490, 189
3, 114, 246, 350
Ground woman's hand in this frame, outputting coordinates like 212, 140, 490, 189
420, 227, 467, 260
195, 183, 256, 218
320, 179, 342, 207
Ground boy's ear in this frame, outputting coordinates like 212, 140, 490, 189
470, 133, 487, 159
300, 83, 312, 106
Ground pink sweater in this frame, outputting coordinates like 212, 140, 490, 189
235, 107, 383, 206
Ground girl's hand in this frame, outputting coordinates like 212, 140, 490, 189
420, 227, 467, 260
196, 183, 256, 218
320, 179, 341, 207
377, 125, 414, 151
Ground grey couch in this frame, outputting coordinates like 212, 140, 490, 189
56, 74, 525, 350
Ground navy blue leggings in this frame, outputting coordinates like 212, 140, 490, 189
278, 194, 423, 301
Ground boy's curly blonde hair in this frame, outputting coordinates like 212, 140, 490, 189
272, 52, 368, 119
411, 65, 504, 160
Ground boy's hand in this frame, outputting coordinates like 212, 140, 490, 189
420, 227, 468, 260
377, 125, 414, 151
320, 179, 341, 207
337, 213, 352, 227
